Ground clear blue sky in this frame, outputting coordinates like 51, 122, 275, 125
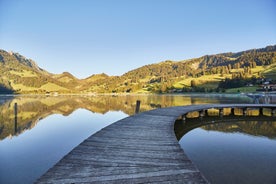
0, 0, 275, 79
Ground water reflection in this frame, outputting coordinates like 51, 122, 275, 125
0, 94, 274, 183
175, 115, 276, 140
0, 94, 253, 140
246, 93, 276, 104
176, 116, 276, 184
0, 109, 127, 184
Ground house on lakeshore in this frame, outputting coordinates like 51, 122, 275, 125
257, 80, 276, 92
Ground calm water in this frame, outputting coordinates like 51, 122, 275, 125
179, 120, 276, 184
0, 94, 274, 183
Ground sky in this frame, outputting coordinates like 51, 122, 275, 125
0, 0, 276, 79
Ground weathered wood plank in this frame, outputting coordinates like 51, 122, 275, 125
36, 104, 276, 183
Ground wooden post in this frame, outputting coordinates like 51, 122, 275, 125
259, 108, 263, 116
199, 110, 205, 117
243, 108, 247, 116
182, 114, 186, 121
231, 108, 235, 116
271, 108, 276, 117
135, 100, 141, 114
205, 109, 208, 117
178, 114, 186, 123
219, 109, 223, 117
14, 103, 18, 134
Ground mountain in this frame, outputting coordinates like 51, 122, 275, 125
93, 45, 276, 93
0, 50, 70, 93
0, 50, 108, 93
0, 45, 275, 94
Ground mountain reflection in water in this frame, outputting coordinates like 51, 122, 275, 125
178, 119, 276, 184
0, 94, 275, 184
0, 94, 253, 140
175, 115, 276, 140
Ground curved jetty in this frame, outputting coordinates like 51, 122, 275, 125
37, 104, 276, 184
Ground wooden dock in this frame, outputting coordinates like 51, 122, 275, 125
36, 104, 275, 183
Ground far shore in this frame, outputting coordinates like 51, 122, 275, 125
1, 91, 275, 97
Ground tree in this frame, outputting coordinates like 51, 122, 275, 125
0, 84, 14, 94
161, 83, 167, 93
191, 80, 196, 88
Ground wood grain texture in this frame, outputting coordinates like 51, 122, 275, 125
36, 104, 276, 183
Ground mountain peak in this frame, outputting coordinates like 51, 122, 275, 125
12, 52, 40, 70
0, 50, 43, 72
1, 44, 275, 94
61, 72, 76, 78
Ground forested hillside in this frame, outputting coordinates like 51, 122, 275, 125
0, 45, 275, 94
91, 45, 276, 93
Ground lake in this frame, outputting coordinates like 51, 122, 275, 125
176, 115, 276, 184
0, 94, 275, 183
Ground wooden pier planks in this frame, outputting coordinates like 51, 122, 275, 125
37, 104, 276, 183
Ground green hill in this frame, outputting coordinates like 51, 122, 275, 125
0, 45, 275, 94
0, 50, 73, 93
98, 45, 276, 93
